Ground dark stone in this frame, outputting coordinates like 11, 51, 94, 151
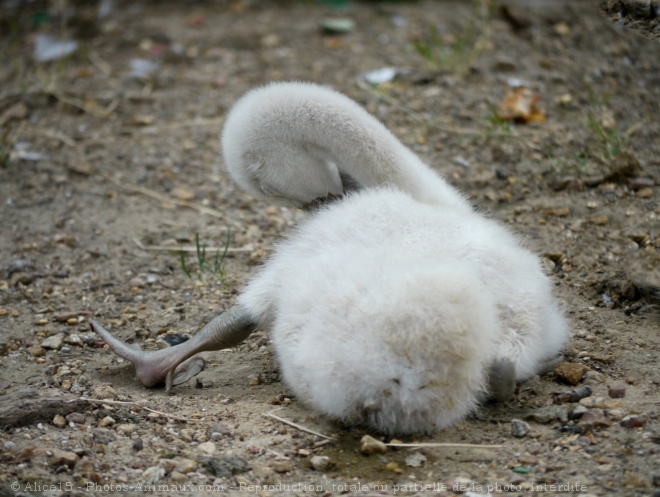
198, 455, 250, 478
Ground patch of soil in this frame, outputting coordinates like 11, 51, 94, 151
0, 1, 658, 496
600, 0, 660, 42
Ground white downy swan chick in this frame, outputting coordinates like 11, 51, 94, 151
91, 82, 569, 436
239, 188, 567, 434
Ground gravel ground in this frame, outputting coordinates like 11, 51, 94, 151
0, 1, 658, 496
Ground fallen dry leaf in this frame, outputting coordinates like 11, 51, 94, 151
497, 87, 546, 124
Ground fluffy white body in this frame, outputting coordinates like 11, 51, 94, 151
92, 82, 569, 436
223, 82, 569, 434
238, 189, 566, 433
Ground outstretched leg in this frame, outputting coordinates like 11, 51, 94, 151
90, 305, 258, 391
486, 358, 516, 402
486, 354, 565, 403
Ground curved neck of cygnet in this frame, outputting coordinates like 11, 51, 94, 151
305, 110, 469, 210
226, 83, 471, 211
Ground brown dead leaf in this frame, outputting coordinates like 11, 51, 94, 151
497, 87, 546, 124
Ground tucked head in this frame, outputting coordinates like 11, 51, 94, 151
221, 83, 345, 207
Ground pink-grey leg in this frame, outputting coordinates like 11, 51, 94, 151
91, 305, 257, 391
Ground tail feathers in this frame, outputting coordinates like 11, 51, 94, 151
275, 261, 501, 435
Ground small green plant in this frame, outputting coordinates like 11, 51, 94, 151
180, 230, 231, 283
484, 103, 512, 135
413, 24, 475, 74
583, 83, 626, 163
548, 154, 589, 175
585, 112, 625, 161
412, 0, 492, 74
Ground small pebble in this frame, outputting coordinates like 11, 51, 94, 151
209, 423, 231, 437
359, 435, 387, 455
98, 416, 115, 427
170, 471, 188, 483
198, 455, 250, 478
526, 405, 569, 424
142, 466, 165, 484
93, 428, 116, 444
129, 276, 147, 288
636, 187, 653, 198
27, 345, 47, 357
569, 405, 589, 420
270, 459, 293, 473
198, 441, 217, 454
64, 334, 83, 346
41, 334, 64, 350
583, 370, 604, 383
608, 384, 626, 398
587, 215, 608, 226
116, 423, 136, 435
133, 438, 144, 451
554, 362, 589, 385
53, 312, 77, 323
493, 56, 517, 72
49, 448, 79, 467
92, 385, 118, 399
65, 412, 85, 424
553, 385, 593, 404
620, 415, 645, 428
553, 21, 571, 35
174, 457, 197, 474
511, 419, 530, 438
545, 207, 570, 217
578, 410, 612, 429
52, 414, 66, 428
320, 18, 355, 34
76, 456, 93, 473
310, 455, 331, 471
405, 452, 427, 467
171, 186, 196, 201
608, 408, 625, 420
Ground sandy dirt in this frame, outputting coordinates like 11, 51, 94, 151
0, 1, 658, 496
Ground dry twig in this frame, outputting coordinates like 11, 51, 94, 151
133, 238, 254, 254
264, 408, 333, 440
386, 442, 503, 449
79, 398, 203, 423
